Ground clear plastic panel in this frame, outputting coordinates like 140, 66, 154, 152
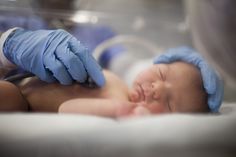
0, 0, 195, 85
0, 0, 191, 49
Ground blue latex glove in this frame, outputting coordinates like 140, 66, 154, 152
153, 46, 224, 112
3, 28, 105, 87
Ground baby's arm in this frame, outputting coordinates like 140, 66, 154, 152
0, 81, 28, 111
59, 98, 136, 118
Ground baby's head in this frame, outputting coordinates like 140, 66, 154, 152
129, 47, 224, 114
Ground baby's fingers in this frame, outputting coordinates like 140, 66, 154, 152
115, 101, 137, 117
129, 89, 140, 102
132, 106, 151, 116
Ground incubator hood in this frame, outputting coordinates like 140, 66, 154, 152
0, 0, 235, 101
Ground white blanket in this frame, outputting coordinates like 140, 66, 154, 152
0, 102, 236, 157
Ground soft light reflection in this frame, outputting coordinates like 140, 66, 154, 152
71, 12, 98, 24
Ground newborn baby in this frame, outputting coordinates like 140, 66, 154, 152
59, 61, 209, 116
0, 47, 223, 118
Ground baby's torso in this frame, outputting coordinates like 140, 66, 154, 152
18, 70, 129, 112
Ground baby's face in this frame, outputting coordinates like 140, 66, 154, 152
129, 61, 207, 114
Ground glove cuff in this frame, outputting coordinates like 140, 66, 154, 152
0, 27, 19, 68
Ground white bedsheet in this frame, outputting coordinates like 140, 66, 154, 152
0, 102, 236, 157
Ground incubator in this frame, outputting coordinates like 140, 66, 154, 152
0, 0, 236, 157
0, 0, 191, 86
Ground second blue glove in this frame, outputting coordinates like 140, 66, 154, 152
153, 47, 224, 112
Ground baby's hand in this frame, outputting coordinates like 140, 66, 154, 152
129, 89, 141, 102
132, 106, 151, 116
130, 101, 151, 117
115, 101, 137, 118
116, 101, 151, 118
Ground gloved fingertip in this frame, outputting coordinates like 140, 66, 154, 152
54, 73, 74, 85
96, 75, 106, 87
76, 51, 106, 87
59, 80, 73, 85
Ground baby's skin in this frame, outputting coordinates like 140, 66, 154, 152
0, 61, 208, 118
59, 61, 208, 116
19, 69, 133, 117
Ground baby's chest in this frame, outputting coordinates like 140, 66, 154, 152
79, 84, 128, 101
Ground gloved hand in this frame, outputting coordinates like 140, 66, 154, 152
3, 28, 105, 87
153, 46, 224, 112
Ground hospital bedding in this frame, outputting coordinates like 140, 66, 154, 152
0, 102, 236, 157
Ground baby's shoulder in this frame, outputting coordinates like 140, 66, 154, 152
102, 70, 129, 100
103, 70, 125, 87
